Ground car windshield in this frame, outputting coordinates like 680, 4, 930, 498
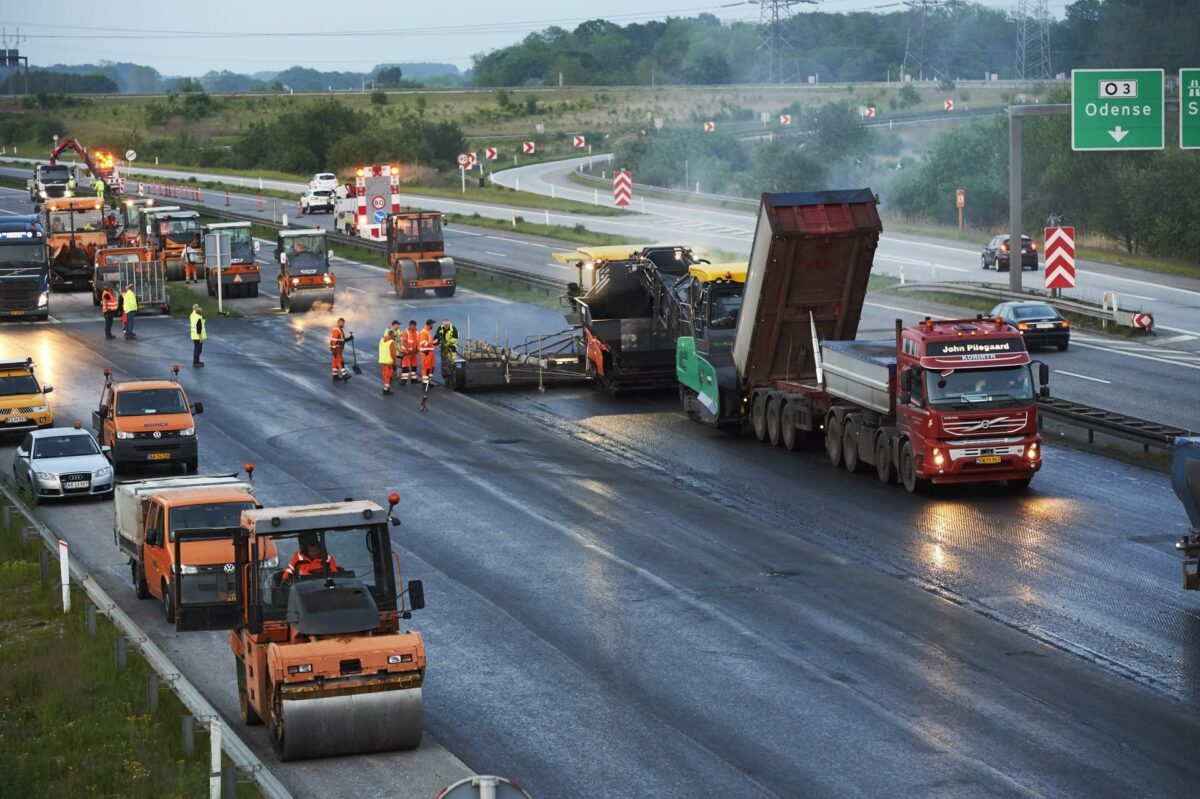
0, 243, 47, 265
926, 366, 1034, 409
169, 501, 255, 539
0, 373, 40, 396
115, 388, 189, 416
1010, 303, 1058, 320
33, 434, 99, 459
257, 525, 396, 619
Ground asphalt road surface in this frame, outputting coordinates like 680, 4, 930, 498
3, 223, 1200, 797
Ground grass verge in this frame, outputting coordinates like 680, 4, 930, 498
445, 212, 646, 248
166, 283, 234, 320
0, 493, 261, 798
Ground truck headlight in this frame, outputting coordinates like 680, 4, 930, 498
95, 466, 112, 478
180, 427, 195, 436
1026, 442, 1039, 460
179, 564, 199, 575
287, 664, 313, 675
323, 274, 332, 284
387, 654, 413, 664
38, 291, 49, 307
116, 430, 134, 439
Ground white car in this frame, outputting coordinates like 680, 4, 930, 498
13, 427, 114, 503
299, 189, 336, 215
309, 173, 339, 192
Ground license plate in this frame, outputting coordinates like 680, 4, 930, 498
976, 455, 1002, 465
1021, 249, 1028, 254
63, 480, 89, 489
11, 310, 24, 315
147, 452, 171, 461
8, 416, 28, 424
1036, 322, 1054, 329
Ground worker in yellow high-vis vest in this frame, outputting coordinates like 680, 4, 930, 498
121, 284, 138, 339
190, 304, 207, 368
378, 328, 397, 396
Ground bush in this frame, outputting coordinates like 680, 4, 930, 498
370, 91, 387, 105
898, 84, 921, 108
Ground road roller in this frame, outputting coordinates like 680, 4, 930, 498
275, 228, 335, 313
229, 493, 427, 760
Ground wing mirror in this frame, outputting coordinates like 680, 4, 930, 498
279, 251, 287, 265
327, 249, 334, 261
253, 240, 261, 253
900, 370, 913, 392
43, 385, 53, 394
406, 580, 425, 611
192, 401, 204, 414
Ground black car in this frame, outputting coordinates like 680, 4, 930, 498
989, 301, 1069, 351
982, 234, 1039, 271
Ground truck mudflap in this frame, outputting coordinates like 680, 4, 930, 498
1172, 436, 1200, 590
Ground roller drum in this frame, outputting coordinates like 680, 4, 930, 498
272, 685, 422, 761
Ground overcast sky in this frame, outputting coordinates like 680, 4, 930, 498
3, 0, 1072, 75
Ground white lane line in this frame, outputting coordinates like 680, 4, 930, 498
0, 207, 20, 215
1068, 339, 1200, 371
458, 288, 513, 304
875, 255, 969, 273
446, 228, 483, 237
346, 287, 366, 294
1055, 370, 1112, 384
1156, 333, 1199, 345
484, 251, 509, 258
1154, 324, 1200, 337
1110, 291, 1158, 301
485, 235, 552, 249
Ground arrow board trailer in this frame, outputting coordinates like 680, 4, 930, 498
339, 164, 401, 241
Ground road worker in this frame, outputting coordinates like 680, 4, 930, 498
379, 328, 398, 395
329, 317, 353, 381
100, 283, 118, 339
94, 175, 106, 204
282, 533, 338, 581
183, 240, 199, 283
398, 319, 419, 387
121, 283, 138, 339
66, 174, 76, 196
190, 304, 206, 367
418, 319, 436, 389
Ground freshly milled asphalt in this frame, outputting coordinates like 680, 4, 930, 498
4, 245, 1200, 798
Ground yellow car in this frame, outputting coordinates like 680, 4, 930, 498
0, 358, 54, 433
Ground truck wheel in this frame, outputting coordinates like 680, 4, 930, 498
237, 661, 263, 725
842, 420, 864, 473
900, 441, 928, 494
766, 397, 782, 446
780, 402, 798, 451
875, 436, 896, 485
162, 584, 175, 623
435, 286, 456, 298
825, 416, 844, 468
133, 562, 150, 599
1007, 478, 1032, 492
751, 393, 768, 441
394, 276, 408, 299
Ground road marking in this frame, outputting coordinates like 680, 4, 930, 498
346, 286, 366, 294
485, 235, 552, 249
1154, 324, 1200, 337
484, 251, 509, 258
1110, 290, 1157, 301
1055, 370, 1112, 384
459, 288, 513, 304
1069, 339, 1200, 371
876, 255, 969, 273
1156, 333, 1199, 345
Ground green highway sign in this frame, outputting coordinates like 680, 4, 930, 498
1182, 69, 1200, 149
1071, 69, 1164, 151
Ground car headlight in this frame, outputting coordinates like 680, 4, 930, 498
116, 430, 134, 439
180, 427, 195, 436
96, 466, 112, 478
35, 471, 58, 481
29, 404, 47, 413
179, 564, 199, 575
260, 556, 279, 568
38, 291, 49, 307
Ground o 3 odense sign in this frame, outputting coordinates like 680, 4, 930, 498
1071, 69, 1164, 151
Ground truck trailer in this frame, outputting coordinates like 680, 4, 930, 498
676, 189, 1047, 493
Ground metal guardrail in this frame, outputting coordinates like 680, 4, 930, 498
167, 200, 569, 293
0, 480, 292, 799
1037, 396, 1194, 453
894, 280, 1152, 329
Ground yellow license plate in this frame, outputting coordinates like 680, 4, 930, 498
976, 455, 1002, 464
147, 452, 171, 461
11, 310, 24, 316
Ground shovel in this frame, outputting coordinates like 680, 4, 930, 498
348, 335, 364, 375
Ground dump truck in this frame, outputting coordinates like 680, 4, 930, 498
28, 163, 73, 201
91, 246, 170, 314
275, 229, 334, 312
94, 366, 204, 474
338, 163, 400, 240
204, 222, 261, 298
1173, 437, 1200, 590
676, 189, 1047, 492
146, 209, 203, 281
115, 470, 270, 630
0, 215, 50, 320
385, 211, 456, 299
42, 196, 108, 290
229, 495, 426, 760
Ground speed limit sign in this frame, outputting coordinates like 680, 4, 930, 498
456, 153, 471, 167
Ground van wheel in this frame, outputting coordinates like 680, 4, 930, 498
900, 441, 928, 494
133, 562, 150, 599
825, 416, 844, 468
162, 584, 175, 623
184, 458, 198, 474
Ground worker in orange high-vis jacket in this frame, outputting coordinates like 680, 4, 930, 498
329, 317, 353, 381
418, 319, 436, 389
378, 328, 398, 395
100, 283, 119, 339
398, 319, 419, 387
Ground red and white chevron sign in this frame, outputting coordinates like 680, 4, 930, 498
1044, 226, 1076, 289
613, 170, 632, 207
944, 100, 954, 111
1130, 312, 1154, 330
522, 141, 535, 155
864, 106, 876, 118
703, 120, 715, 132
484, 147, 498, 160
779, 114, 791, 126
573, 135, 586, 148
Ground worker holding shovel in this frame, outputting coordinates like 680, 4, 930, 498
329, 317, 354, 382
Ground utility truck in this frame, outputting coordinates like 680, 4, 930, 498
676, 189, 1047, 492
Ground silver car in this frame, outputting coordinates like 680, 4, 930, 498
13, 427, 114, 503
